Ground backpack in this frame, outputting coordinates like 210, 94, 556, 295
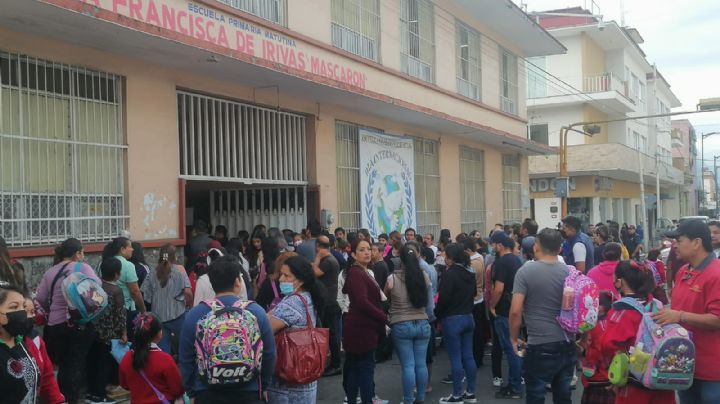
50, 262, 109, 325
195, 299, 263, 386
646, 262, 663, 287
619, 297, 695, 390
556, 265, 599, 334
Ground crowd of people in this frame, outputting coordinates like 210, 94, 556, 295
0, 216, 718, 404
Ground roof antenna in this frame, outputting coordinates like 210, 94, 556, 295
619, 0, 626, 26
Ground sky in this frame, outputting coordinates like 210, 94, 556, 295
516, 0, 720, 165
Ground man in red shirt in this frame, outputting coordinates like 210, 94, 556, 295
653, 219, 720, 404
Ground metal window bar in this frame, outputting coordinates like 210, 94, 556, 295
459, 146, 486, 235
177, 91, 307, 184
210, 186, 306, 235
456, 21, 481, 101
502, 154, 523, 225
216, 0, 286, 25
500, 49, 518, 115
331, 0, 380, 61
0, 51, 127, 246
413, 138, 441, 239
400, 0, 434, 82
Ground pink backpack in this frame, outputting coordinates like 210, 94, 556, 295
557, 265, 599, 334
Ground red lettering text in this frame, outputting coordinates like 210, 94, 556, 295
177, 10, 188, 35
161, 5, 175, 31
112, 0, 127, 13
128, 0, 142, 20
235, 31, 255, 55
145, 0, 160, 26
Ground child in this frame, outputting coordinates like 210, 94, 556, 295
580, 291, 615, 404
119, 313, 184, 403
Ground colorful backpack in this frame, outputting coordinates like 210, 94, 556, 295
556, 265, 599, 334
195, 299, 263, 386
618, 297, 695, 390
52, 262, 108, 325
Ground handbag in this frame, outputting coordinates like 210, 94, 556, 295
274, 293, 329, 385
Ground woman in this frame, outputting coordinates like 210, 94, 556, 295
130, 242, 150, 288
587, 242, 622, 300
256, 237, 282, 311
343, 240, 387, 404
266, 256, 325, 403
600, 261, 675, 404
103, 237, 146, 331
384, 245, 432, 404
36, 238, 101, 403
593, 225, 610, 266
119, 313, 184, 403
0, 237, 26, 292
141, 244, 192, 355
434, 243, 477, 404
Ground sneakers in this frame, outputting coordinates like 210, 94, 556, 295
441, 375, 466, 384
86, 395, 116, 404
438, 395, 464, 403
570, 374, 578, 389
462, 392, 477, 403
494, 387, 522, 399
343, 397, 361, 404
492, 377, 503, 387
373, 397, 389, 404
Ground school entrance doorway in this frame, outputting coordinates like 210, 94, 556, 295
177, 90, 309, 236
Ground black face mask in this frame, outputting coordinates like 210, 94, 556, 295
1, 310, 28, 337
23, 317, 35, 336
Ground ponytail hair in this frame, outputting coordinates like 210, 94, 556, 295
132, 312, 162, 371
54, 238, 83, 264
103, 237, 130, 260
156, 244, 176, 287
399, 244, 428, 309
615, 260, 655, 296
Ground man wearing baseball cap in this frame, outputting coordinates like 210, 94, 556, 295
625, 224, 644, 258
653, 219, 720, 403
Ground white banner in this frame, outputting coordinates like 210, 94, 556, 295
359, 130, 416, 239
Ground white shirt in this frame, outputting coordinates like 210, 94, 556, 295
193, 273, 247, 306
572, 242, 587, 264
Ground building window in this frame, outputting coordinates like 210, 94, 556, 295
414, 138, 441, 238
527, 56, 547, 98
500, 48, 518, 115
400, 0, 435, 83
630, 73, 639, 102
217, 0, 286, 25
502, 154, 523, 225
331, 0, 380, 62
638, 81, 646, 109
0, 52, 126, 246
529, 124, 549, 145
455, 21, 481, 100
459, 146, 486, 234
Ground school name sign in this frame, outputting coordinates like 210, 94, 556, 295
80, 0, 369, 89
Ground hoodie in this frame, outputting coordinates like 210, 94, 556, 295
587, 260, 620, 300
434, 263, 477, 320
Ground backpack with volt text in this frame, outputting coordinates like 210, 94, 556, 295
195, 299, 263, 386
556, 265, 599, 334
49, 262, 109, 325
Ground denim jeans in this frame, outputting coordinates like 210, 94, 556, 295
343, 351, 376, 404
392, 320, 431, 404
524, 341, 576, 404
679, 379, 720, 404
267, 380, 317, 404
442, 314, 477, 397
159, 313, 185, 355
494, 316, 523, 393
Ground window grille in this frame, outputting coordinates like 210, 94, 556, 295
500, 48, 518, 115
331, 0, 380, 62
400, 0, 435, 83
0, 52, 127, 246
502, 154, 523, 225
459, 146, 486, 234
177, 91, 306, 184
216, 0, 286, 25
335, 121, 366, 232
456, 21, 481, 101
414, 138, 440, 238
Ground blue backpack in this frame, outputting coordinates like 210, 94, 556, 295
50, 262, 109, 325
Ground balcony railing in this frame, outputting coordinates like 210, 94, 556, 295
583, 73, 628, 98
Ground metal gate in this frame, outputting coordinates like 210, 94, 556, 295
210, 187, 306, 234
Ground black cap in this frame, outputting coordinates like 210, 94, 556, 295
664, 219, 710, 242
490, 231, 510, 244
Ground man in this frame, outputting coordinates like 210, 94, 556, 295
708, 220, 720, 257
625, 224, 644, 258
464, 237, 488, 368
185, 220, 212, 268
520, 219, 539, 262
592, 225, 610, 266
488, 231, 524, 399
404, 227, 417, 242
560, 216, 594, 273
313, 235, 343, 376
511, 228, 576, 404
423, 233, 439, 256
585, 223, 595, 238
297, 220, 321, 262
179, 256, 276, 404
334, 227, 346, 241
213, 225, 229, 247
653, 220, 720, 404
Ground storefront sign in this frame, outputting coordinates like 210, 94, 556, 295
594, 176, 614, 192
530, 177, 577, 193
81, 0, 368, 89
359, 130, 416, 238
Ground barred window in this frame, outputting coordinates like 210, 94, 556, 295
217, 0, 286, 25
502, 154, 523, 225
0, 52, 126, 246
414, 138, 440, 239
331, 0, 380, 62
500, 48, 518, 115
335, 121, 366, 232
456, 21, 481, 101
400, 0, 435, 83
459, 146, 486, 234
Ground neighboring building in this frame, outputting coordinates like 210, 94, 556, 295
0, 0, 565, 276
526, 7, 684, 231
703, 168, 717, 212
671, 119, 699, 216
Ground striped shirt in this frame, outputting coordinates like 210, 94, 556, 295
141, 265, 190, 323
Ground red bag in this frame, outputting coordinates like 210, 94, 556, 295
274, 293, 329, 385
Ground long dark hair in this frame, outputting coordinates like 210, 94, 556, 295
615, 260, 655, 296
444, 242, 470, 267
283, 256, 326, 316
130, 242, 146, 265
0, 237, 18, 287
54, 238, 83, 265
103, 237, 130, 260
399, 244, 428, 309
156, 244, 176, 287
132, 313, 162, 371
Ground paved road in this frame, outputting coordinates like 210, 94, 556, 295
317, 347, 584, 404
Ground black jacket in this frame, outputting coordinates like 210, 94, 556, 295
434, 263, 476, 320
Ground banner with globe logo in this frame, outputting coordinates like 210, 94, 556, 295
359, 129, 416, 239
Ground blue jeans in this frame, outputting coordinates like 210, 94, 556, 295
159, 313, 185, 355
392, 320, 431, 404
679, 379, 720, 404
524, 341, 576, 404
494, 316, 523, 393
343, 351, 375, 404
267, 380, 317, 404
442, 314, 477, 397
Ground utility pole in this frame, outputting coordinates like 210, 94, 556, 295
715, 156, 720, 218
656, 153, 661, 245
639, 147, 647, 249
